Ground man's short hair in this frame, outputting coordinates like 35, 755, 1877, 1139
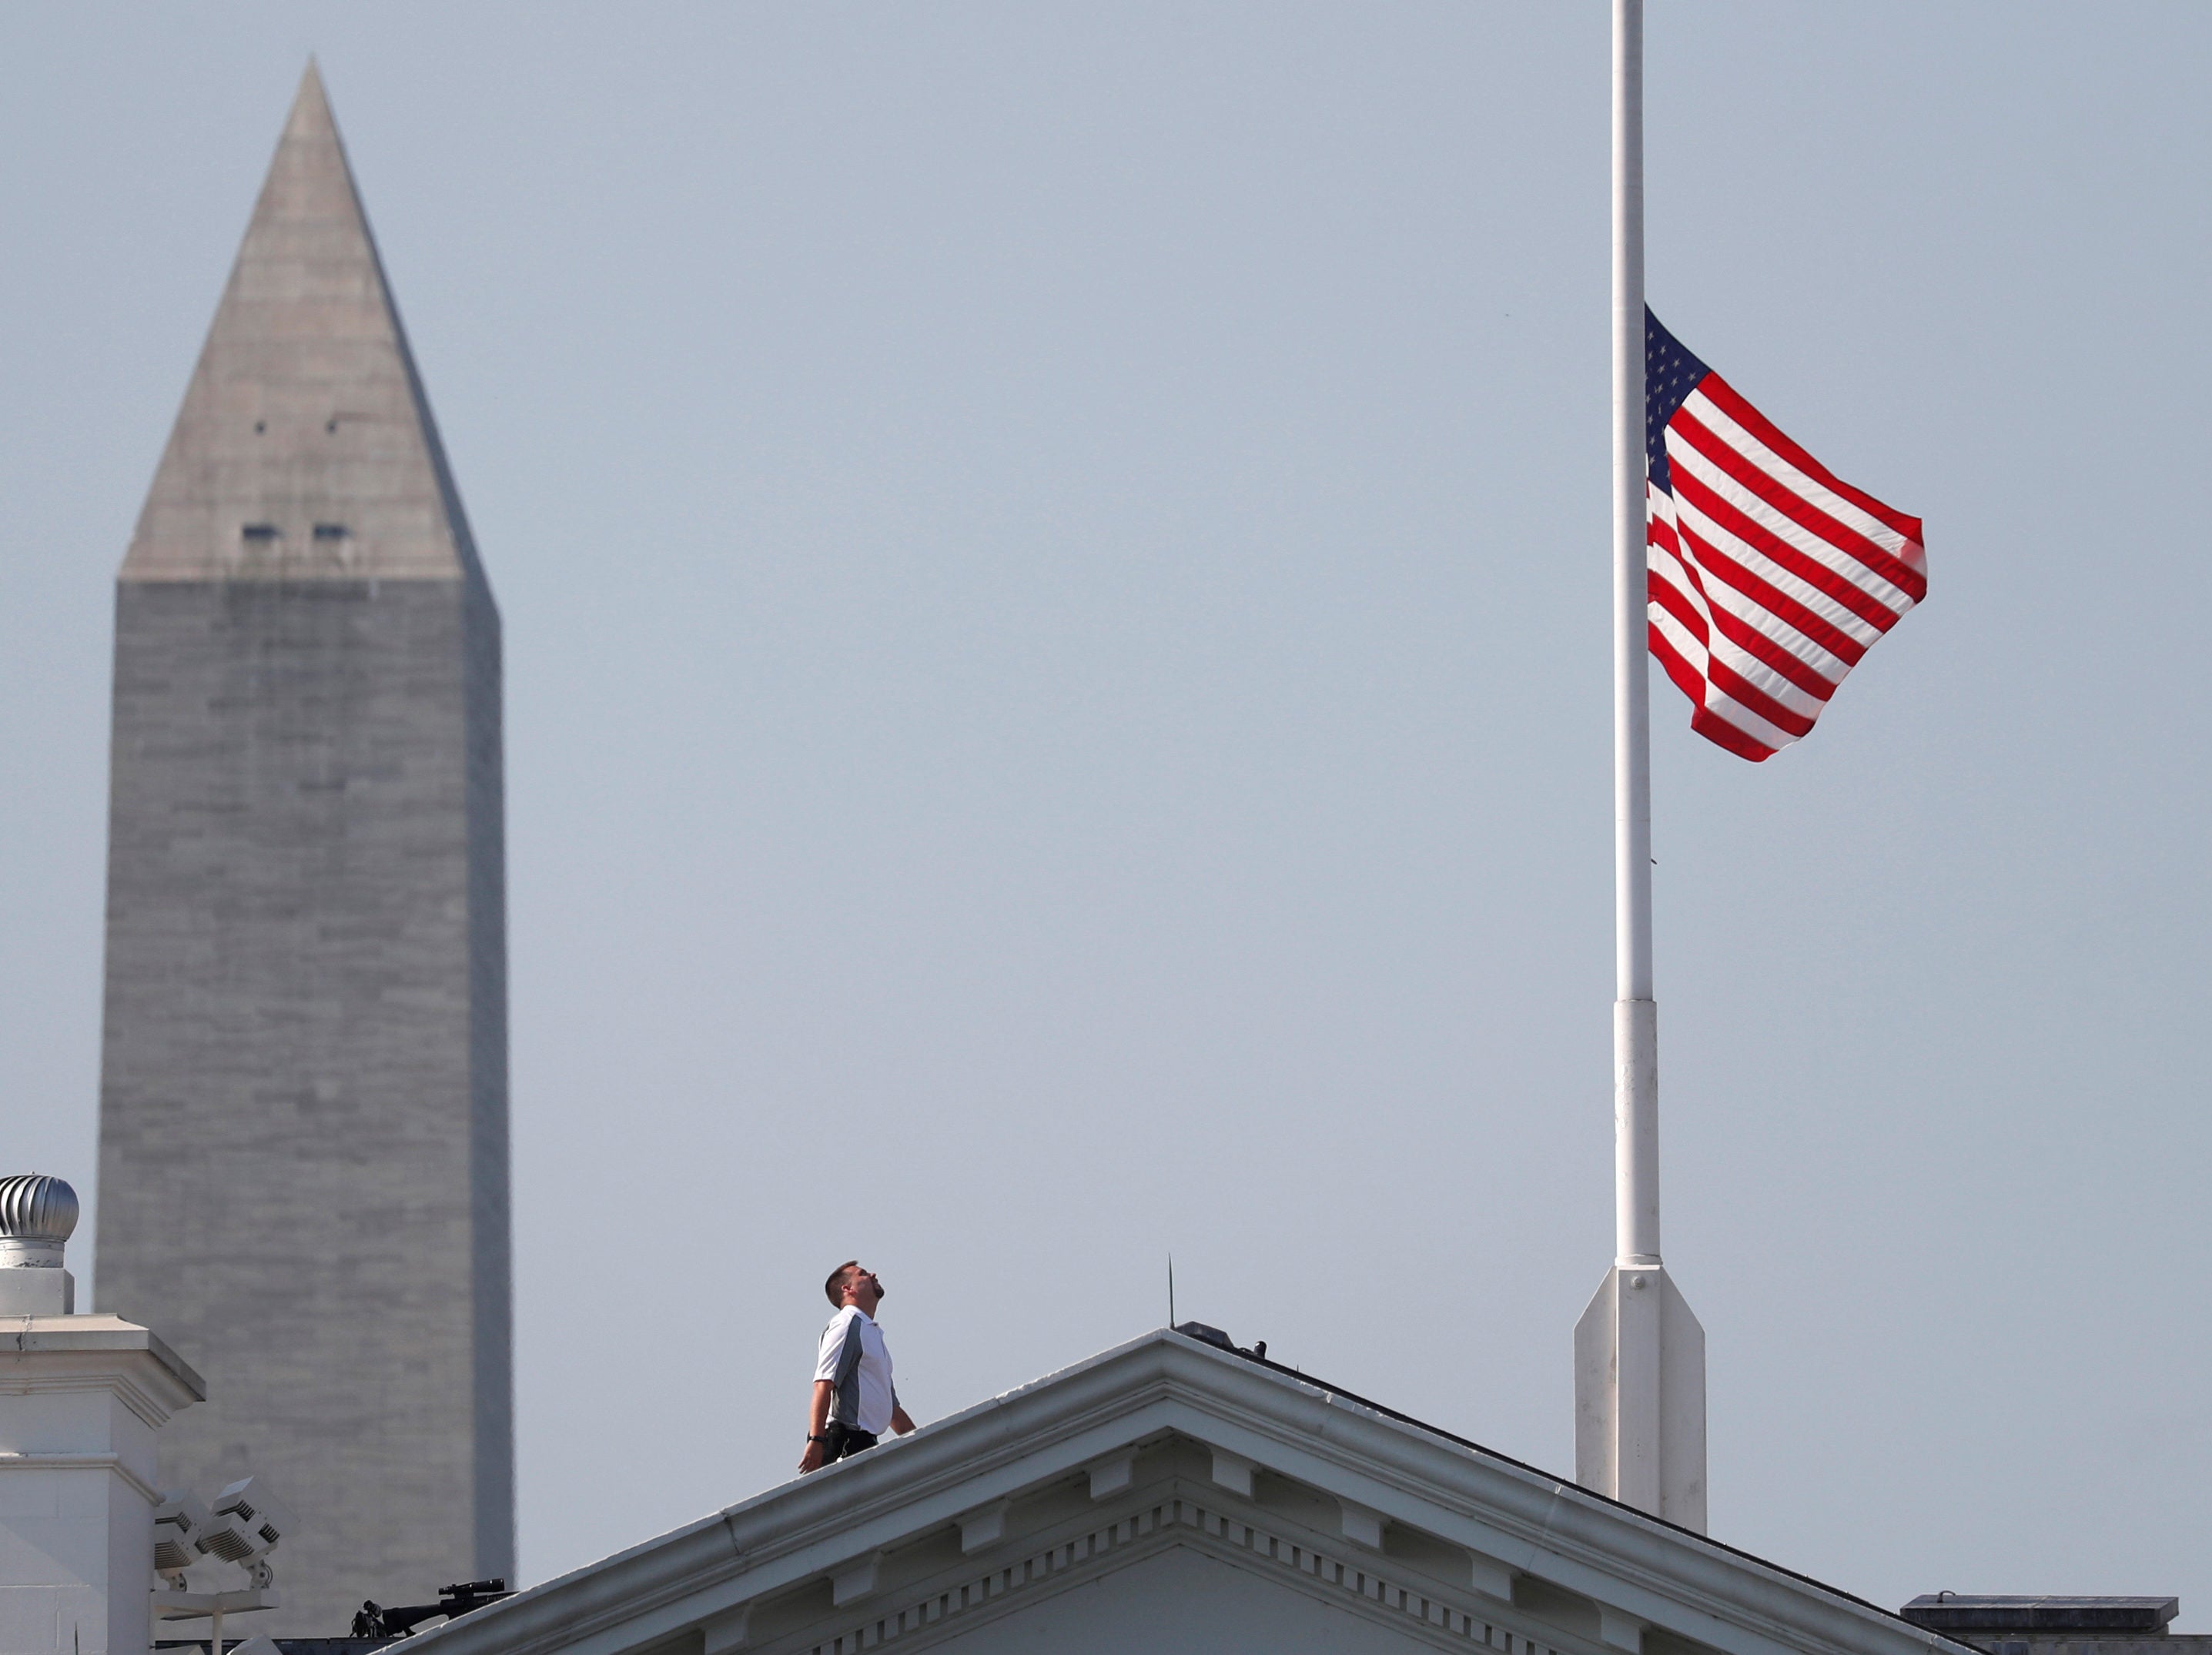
825, 1260, 859, 1307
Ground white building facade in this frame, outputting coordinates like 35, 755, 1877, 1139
0, 1176, 205, 1655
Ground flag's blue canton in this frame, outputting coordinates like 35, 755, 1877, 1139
1645, 307, 1710, 496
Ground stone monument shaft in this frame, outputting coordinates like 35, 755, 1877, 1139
94, 63, 512, 1634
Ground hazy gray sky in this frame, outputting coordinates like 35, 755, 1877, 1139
3, 1, 2207, 1620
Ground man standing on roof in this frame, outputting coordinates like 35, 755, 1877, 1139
801, 1261, 917, 1472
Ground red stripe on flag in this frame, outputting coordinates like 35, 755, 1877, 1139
1704, 654, 1815, 741
1669, 413, 1920, 621
1701, 596, 1841, 705
1696, 373, 1926, 560
1672, 510, 1871, 668
1678, 417, 1925, 611
1651, 524, 1838, 707
1689, 703, 1779, 762
1648, 620, 1714, 711
1647, 565, 1711, 646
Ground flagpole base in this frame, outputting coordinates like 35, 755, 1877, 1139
1574, 1262, 1707, 1531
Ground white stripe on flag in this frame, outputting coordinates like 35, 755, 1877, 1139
1672, 387, 1919, 580
1667, 439, 1903, 639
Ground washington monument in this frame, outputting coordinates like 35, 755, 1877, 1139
94, 65, 512, 1633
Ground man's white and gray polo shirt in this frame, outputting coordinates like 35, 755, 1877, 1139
815, 1306, 899, 1436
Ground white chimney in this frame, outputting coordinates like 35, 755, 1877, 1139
0, 1173, 206, 1654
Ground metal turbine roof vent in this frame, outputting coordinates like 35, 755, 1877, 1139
0, 1173, 79, 1268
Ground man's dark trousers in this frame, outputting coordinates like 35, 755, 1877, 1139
821, 1423, 878, 1463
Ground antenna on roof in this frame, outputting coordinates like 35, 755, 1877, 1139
1167, 1254, 1175, 1329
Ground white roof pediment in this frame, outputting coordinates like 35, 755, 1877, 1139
411, 1331, 1964, 1655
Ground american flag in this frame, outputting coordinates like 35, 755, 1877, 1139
1645, 309, 1925, 761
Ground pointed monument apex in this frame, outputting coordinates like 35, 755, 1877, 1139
124, 59, 480, 583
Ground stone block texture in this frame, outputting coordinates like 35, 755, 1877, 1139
93, 63, 512, 1635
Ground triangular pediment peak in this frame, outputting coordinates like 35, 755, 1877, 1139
409, 1332, 1979, 1655
729, 1446, 1623, 1655
123, 59, 485, 587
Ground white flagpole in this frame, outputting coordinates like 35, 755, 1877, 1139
1574, 0, 1708, 1531
1611, 0, 1657, 1269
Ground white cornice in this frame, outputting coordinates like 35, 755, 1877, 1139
0, 1313, 208, 1424
0, 1450, 165, 1505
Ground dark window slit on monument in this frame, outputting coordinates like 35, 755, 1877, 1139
313, 523, 350, 541
241, 523, 280, 542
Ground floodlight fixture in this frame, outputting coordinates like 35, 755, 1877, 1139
152, 1490, 211, 1582
196, 1476, 295, 1577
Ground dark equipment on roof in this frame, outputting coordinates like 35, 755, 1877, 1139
1901, 1597, 2181, 1636
351, 1578, 513, 1638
